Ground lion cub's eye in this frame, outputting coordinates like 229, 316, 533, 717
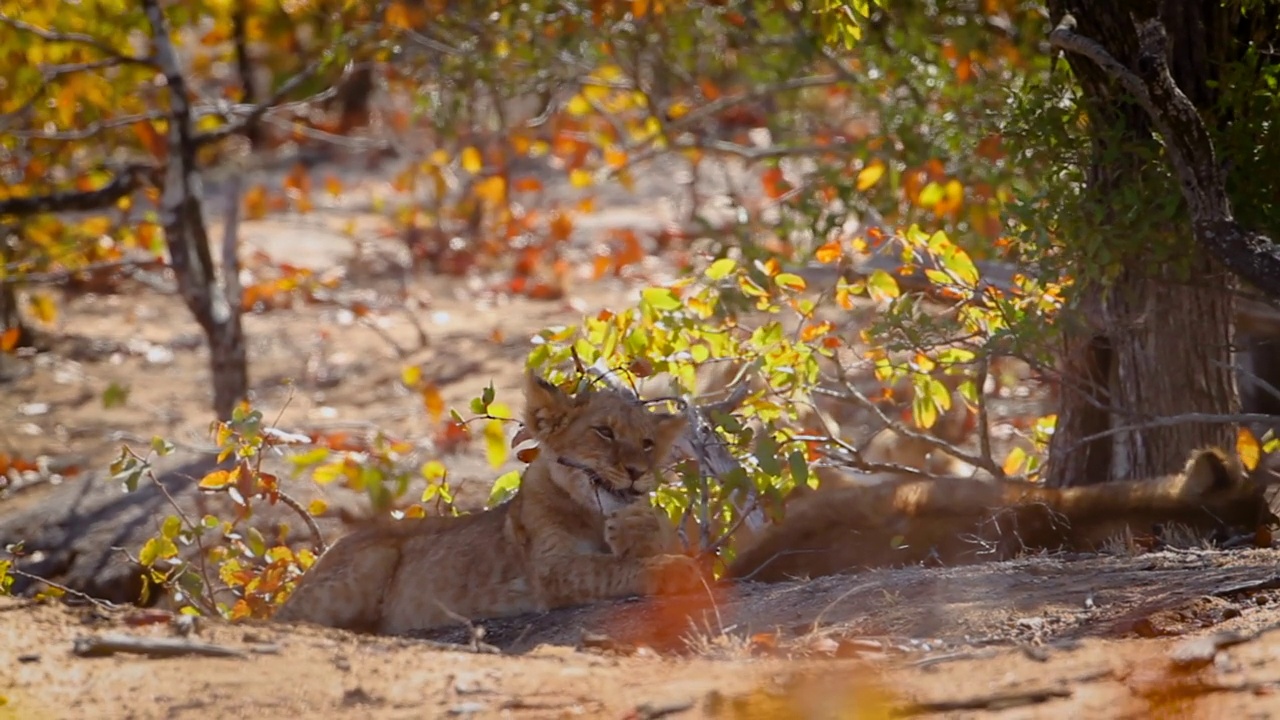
642, 439, 655, 452
593, 426, 615, 441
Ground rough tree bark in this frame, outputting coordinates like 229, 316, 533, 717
1043, 1, 1280, 486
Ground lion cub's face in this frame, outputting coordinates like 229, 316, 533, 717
524, 374, 687, 514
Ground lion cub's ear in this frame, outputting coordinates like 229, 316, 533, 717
524, 372, 575, 440
651, 412, 688, 454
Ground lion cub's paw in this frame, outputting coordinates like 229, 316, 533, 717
605, 505, 673, 559
640, 554, 705, 596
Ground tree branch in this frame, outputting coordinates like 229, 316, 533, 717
0, 14, 153, 65
0, 164, 156, 217
1048, 13, 1280, 299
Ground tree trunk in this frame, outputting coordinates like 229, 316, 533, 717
1043, 0, 1242, 486
146, 0, 249, 421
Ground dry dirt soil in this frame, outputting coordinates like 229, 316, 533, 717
6, 161, 1280, 719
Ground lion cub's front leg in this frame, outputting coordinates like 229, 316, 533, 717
604, 503, 682, 559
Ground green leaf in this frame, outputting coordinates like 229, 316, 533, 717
705, 257, 737, 280
866, 269, 900, 302
640, 287, 683, 311
102, 382, 130, 408
150, 436, 174, 456
246, 528, 267, 558
787, 450, 809, 487
160, 515, 182, 540
774, 273, 806, 291
754, 434, 782, 476
487, 469, 522, 507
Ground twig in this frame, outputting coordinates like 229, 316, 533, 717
0, 257, 169, 288
1065, 411, 1280, 453
824, 354, 1007, 479
891, 686, 1071, 716
72, 633, 246, 659
273, 488, 328, 555
4, 566, 123, 611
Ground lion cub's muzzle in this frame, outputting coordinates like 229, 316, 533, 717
558, 457, 648, 502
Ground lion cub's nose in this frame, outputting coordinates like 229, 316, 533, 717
625, 466, 643, 482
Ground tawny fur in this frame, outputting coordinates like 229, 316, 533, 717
728, 447, 1276, 583
273, 374, 703, 634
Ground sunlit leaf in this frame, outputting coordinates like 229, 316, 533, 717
705, 258, 737, 281
1237, 427, 1261, 471
856, 161, 886, 191
866, 270, 900, 302
461, 146, 483, 174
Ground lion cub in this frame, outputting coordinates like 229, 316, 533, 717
274, 374, 704, 635
728, 447, 1276, 583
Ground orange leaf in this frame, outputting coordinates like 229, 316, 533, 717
0, 327, 19, 352
133, 121, 167, 160
549, 211, 574, 241
421, 382, 445, 422
1237, 427, 1261, 471
592, 254, 612, 280
513, 176, 543, 192
761, 167, 788, 199
243, 185, 269, 220
814, 241, 843, 264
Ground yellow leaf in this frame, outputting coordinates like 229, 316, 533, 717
484, 418, 509, 468
27, 293, 57, 325
139, 536, 178, 566
1002, 446, 1028, 476
856, 160, 886, 191
307, 499, 328, 516
667, 100, 692, 119
198, 469, 233, 490
474, 175, 506, 204
56, 84, 77, 128
401, 364, 422, 388
1237, 427, 1261, 471
569, 168, 593, 188
421, 460, 447, 482
461, 146, 483, 174
566, 94, 591, 116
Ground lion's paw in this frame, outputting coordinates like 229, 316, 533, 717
640, 554, 705, 596
605, 505, 671, 559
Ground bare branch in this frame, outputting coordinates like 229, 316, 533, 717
1066, 411, 1280, 453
